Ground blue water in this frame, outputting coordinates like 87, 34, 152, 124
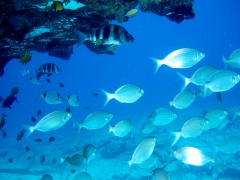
1, 0, 240, 179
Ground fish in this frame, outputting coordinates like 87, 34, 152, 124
141, 120, 155, 134
203, 108, 228, 130
25, 146, 30, 152
217, 136, 240, 155
177, 65, 218, 91
171, 117, 208, 146
37, 109, 42, 117
203, 70, 240, 95
109, 119, 132, 137
0, 117, 6, 131
83, 144, 97, 170
66, 94, 80, 107
20, 69, 29, 76
49, 136, 55, 143
34, 138, 42, 142
101, 84, 144, 107
61, 154, 85, 166
17, 130, 25, 141
31, 117, 36, 122
222, 48, 240, 68
29, 76, 41, 85
125, 9, 138, 18
51, 1, 64, 12
46, 78, 50, 83
138, 152, 158, 169
152, 168, 170, 180
59, 81, 64, 88
40, 154, 45, 165
169, 90, 195, 109
2, 130, 6, 138
37, 90, 63, 105
8, 158, 13, 163
22, 110, 72, 137
40, 174, 53, 180
72, 172, 94, 180
85, 107, 90, 110
34, 63, 61, 77
92, 93, 98, 97
174, 146, 214, 166
73, 24, 134, 47
150, 48, 205, 73
70, 169, 76, 174
1, 94, 18, 109
128, 136, 156, 167
148, 108, 177, 126
73, 110, 113, 132
11, 87, 19, 95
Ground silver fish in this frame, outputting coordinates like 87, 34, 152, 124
66, 94, 79, 107
223, 48, 240, 68
138, 152, 158, 169
171, 117, 208, 146
109, 119, 132, 137
217, 136, 240, 155
101, 84, 144, 107
203, 108, 228, 130
174, 146, 214, 166
37, 90, 63, 105
169, 90, 195, 109
177, 65, 218, 91
61, 154, 85, 166
83, 144, 97, 170
150, 48, 205, 73
73, 110, 113, 132
22, 110, 71, 137
204, 70, 240, 94
148, 108, 177, 126
152, 168, 170, 180
128, 136, 156, 167
72, 172, 94, 180
29, 76, 41, 85
20, 69, 29, 76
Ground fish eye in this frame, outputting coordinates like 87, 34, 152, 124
201, 53, 204, 56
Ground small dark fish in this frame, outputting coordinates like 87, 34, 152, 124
17, 130, 25, 141
59, 81, 64, 88
37, 110, 42, 117
8, 158, 13, 163
25, 146, 30, 152
34, 138, 42, 142
49, 136, 55, 143
0, 117, 6, 131
46, 78, 50, 83
2, 113, 6, 117
2, 130, 6, 138
2, 152, 7, 157
27, 156, 31, 161
70, 169, 76, 174
92, 93, 98, 97
66, 107, 71, 113
40, 154, 45, 165
85, 107, 90, 110
31, 117, 36, 122
1, 94, 18, 109
11, 87, 19, 95
52, 157, 57, 165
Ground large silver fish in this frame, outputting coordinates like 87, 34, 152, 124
223, 48, 240, 68
22, 110, 72, 137
150, 48, 205, 73
109, 119, 132, 137
101, 84, 144, 107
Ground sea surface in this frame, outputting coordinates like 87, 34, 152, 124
0, 0, 240, 179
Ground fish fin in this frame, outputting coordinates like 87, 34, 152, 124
100, 89, 113, 107
72, 119, 82, 134
202, 82, 210, 98
176, 72, 191, 91
73, 29, 87, 46
60, 158, 65, 163
22, 125, 35, 138
149, 57, 163, 74
170, 132, 181, 146
127, 160, 133, 167
169, 101, 173, 107
108, 125, 113, 135
222, 55, 228, 69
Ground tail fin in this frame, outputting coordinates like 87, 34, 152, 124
170, 132, 181, 146
222, 56, 228, 69
101, 89, 113, 107
22, 125, 35, 138
73, 29, 87, 46
36, 89, 43, 101
108, 125, 114, 134
73, 119, 82, 134
60, 158, 65, 163
176, 72, 191, 91
128, 159, 133, 167
149, 57, 163, 74
169, 101, 173, 107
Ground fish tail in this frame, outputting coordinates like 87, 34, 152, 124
176, 72, 191, 91
22, 125, 35, 138
222, 55, 228, 69
149, 57, 163, 74
170, 132, 181, 146
169, 101, 173, 107
127, 160, 133, 167
101, 89, 113, 107
60, 158, 65, 163
73, 119, 82, 134
202, 82, 209, 98
36, 89, 43, 101
73, 29, 87, 46
108, 125, 113, 134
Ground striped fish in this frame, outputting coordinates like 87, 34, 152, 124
35, 63, 61, 77
73, 24, 134, 46
218, 136, 240, 155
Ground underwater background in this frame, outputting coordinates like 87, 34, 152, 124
1, 0, 240, 179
